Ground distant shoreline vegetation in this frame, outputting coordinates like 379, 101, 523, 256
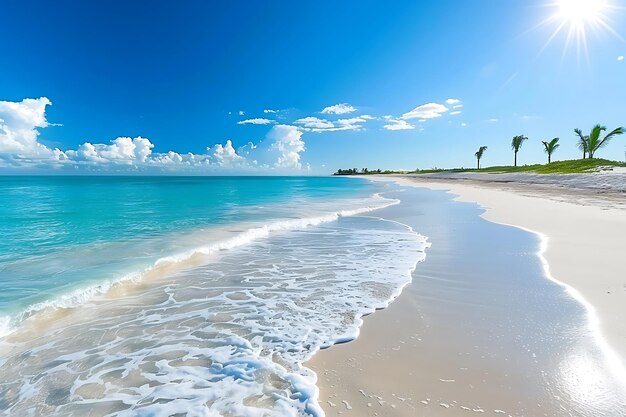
336, 124, 625, 176
333, 158, 626, 176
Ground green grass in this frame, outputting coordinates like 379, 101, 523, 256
409, 158, 626, 175
335, 159, 626, 176
461, 159, 626, 174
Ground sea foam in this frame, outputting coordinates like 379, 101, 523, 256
0, 193, 398, 338
0, 207, 428, 416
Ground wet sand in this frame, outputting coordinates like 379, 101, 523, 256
308, 179, 626, 416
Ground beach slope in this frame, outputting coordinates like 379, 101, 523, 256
309, 173, 626, 416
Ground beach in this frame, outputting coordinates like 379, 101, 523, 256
0, 176, 426, 416
2, 175, 626, 416
309, 174, 626, 416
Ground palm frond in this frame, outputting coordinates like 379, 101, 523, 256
597, 126, 624, 149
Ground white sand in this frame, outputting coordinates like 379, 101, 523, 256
381, 174, 626, 383
309, 173, 626, 416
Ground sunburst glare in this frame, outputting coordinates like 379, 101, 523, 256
539, 0, 622, 60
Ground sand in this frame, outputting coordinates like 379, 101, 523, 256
308, 174, 626, 416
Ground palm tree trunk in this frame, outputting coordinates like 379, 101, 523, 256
548, 154, 551, 163
514, 151, 517, 167
477, 158, 480, 169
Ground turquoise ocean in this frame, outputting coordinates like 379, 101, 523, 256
0, 176, 427, 416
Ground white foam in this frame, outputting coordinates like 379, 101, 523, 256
0, 193, 400, 338
0, 214, 428, 417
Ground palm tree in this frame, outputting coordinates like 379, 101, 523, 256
574, 128, 589, 159
511, 135, 528, 166
584, 124, 625, 158
541, 137, 560, 163
475, 146, 488, 169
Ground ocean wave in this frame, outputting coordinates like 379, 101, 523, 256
0, 212, 428, 416
0, 193, 400, 339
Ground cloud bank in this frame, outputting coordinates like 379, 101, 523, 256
1, 95, 467, 172
0, 98, 306, 173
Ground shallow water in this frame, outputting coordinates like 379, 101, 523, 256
361, 186, 626, 416
0, 176, 385, 334
1, 177, 624, 416
0, 177, 427, 416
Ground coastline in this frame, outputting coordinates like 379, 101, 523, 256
389, 174, 626, 375
308, 174, 626, 416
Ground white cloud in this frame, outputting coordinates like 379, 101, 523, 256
618, 55, 624, 61
0, 97, 66, 164
449, 110, 462, 115
294, 115, 369, 132
401, 102, 449, 120
0, 98, 318, 173
263, 109, 277, 113
237, 118, 276, 125
66, 136, 154, 164
445, 98, 461, 105
321, 103, 356, 115
383, 118, 415, 131
334, 117, 367, 131
238, 110, 245, 116
487, 118, 498, 122
210, 139, 244, 166
294, 116, 335, 129
461, 122, 467, 127
268, 125, 305, 169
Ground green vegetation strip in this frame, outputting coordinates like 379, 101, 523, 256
335, 159, 626, 176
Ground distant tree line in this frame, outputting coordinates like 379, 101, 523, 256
334, 123, 624, 175
334, 168, 384, 175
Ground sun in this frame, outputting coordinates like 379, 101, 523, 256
539, 0, 622, 60
556, 0, 607, 28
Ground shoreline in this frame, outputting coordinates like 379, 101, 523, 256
386, 174, 626, 379
308, 174, 626, 416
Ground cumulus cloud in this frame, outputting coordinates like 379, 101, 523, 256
449, 110, 462, 115
0, 98, 311, 173
66, 136, 154, 164
401, 102, 449, 120
263, 109, 277, 113
268, 125, 305, 169
445, 98, 461, 105
618, 55, 624, 61
237, 118, 276, 125
0, 97, 67, 165
149, 150, 209, 167
210, 139, 245, 166
321, 103, 356, 115
383, 118, 415, 131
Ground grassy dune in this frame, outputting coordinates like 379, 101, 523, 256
336, 159, 626, 176
415, 159, 626, 174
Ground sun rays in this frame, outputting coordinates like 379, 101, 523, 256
537, 0, 623, 60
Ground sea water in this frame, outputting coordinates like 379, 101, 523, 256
0, 176, 428, 416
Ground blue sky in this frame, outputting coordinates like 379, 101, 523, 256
1, 0, 625, 174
